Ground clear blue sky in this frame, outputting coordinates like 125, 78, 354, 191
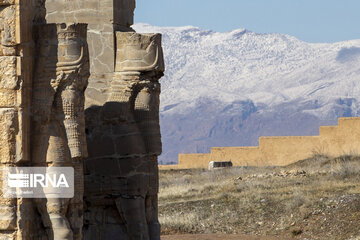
135, 0, 360, 43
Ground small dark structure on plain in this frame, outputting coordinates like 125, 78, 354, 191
208, 161, 233, 170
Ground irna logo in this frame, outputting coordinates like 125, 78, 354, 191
8, 173, 69, 188
2, 167, 74, 198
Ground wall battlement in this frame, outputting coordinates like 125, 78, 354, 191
159, 117, 360, 169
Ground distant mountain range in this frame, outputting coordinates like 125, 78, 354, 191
133, 23, 360, 164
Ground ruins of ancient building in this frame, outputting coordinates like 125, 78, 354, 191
45, 1, 165, 239
0, 0, 164, 239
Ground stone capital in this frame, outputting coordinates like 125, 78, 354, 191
115, 32, 165, 73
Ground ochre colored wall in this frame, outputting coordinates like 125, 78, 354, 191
319, 118, 360, 156
177, 153, 210, 169
210, 147, 261, 166
258, 136, 320, 166
161, 117, 360, 169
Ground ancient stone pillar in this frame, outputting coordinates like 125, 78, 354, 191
31, 23, 89, 240
84, 32, 164, 240
115, 32, 164, 240
0, 1, 26, 238
0, 0, 46, 239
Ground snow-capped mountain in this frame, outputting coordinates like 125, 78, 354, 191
133, 23, 360, 164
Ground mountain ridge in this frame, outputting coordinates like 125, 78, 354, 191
133, 23, 360, 163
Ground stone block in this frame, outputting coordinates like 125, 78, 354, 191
0, 109, 26, 163
0, 206, 17, 230
87, 31, 114, 74
0, 108, 17, 163
87, 134, 115, 158
114, 0, 135, 10
0, 5, 17, 47
114, 134, 146, 157
109, 176, 128, 193
123, 174, 149, 196
0, 178, 17, 231
83, 176, 103, 196
46, 0, 114, 24
113, 0, 135, 27
116, 157, 142, 175
0, 89, 17, 107
0, 56, 18, 89
84, 158, 120, 176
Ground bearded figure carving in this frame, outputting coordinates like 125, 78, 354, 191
31, 23, 89, 240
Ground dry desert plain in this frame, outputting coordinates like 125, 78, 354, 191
159, 155, 360, 240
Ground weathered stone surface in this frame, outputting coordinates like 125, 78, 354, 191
0, 56, 18, 89
0, 108, 17, 163
87, 30, 114, 74
0, 1, 78, 239
0, 1, 164, 240
0, 1, 37, 239
0, 89, 17, 107
31, 23, 89, 240
46, 0, 135, 76
0, 170, 17, 230
115, 32, 165, 73
84, 31, 164, 240
83, 204, 129, 240
0, 5, 17, 46
0, 4, 17, 56
0, 206, 16, 230
114, 0, 135, 29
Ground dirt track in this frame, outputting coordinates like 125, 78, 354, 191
161, 234, 288, 240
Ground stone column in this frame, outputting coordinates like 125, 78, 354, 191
0, 0, 45, 239
32, 23, 89, 240
114, 32, 164, 240
84, 32, 164, 240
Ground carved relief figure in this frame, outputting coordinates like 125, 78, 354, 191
84, 32, 164, 240
110, 32, 164, 240
31, 23, 89, 240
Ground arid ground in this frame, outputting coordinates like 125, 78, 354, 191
161, 234, 287, 239
159, 155, 360, 240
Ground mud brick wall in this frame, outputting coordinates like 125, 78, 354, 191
175, 117, 360, 169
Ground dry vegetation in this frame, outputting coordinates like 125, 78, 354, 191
158, 155, 360, 240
